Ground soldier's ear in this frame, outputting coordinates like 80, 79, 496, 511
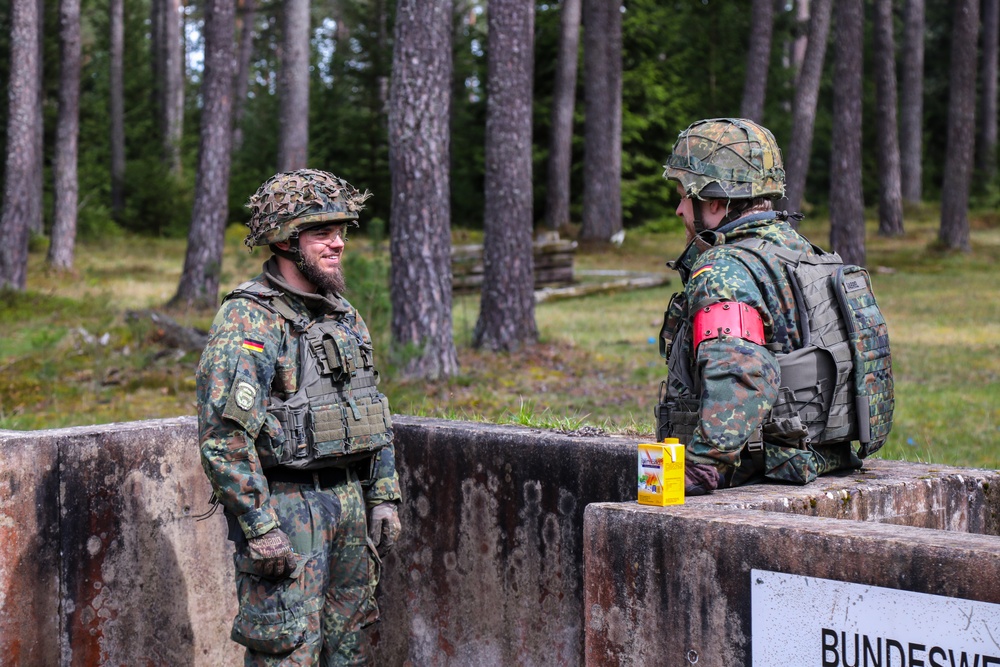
274, 240, 291, 252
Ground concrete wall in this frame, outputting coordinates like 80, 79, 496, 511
2, 417, 999, 666
0, 418, 241, 667
583, 464, 1000, 667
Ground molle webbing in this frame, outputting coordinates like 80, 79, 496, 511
223, 281, 392, 469
732, 240, 894, 457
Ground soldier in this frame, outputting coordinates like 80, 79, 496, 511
656, 118, 892, 495
196, 169, 401, 665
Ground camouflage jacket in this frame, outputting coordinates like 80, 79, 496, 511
196, 257, 401, 539
664, 211, 819, 482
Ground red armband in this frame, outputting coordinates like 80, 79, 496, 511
692, 301, 766, 351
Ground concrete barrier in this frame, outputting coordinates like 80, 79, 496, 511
2, 418, 998, 666
584, 463, 1000, 666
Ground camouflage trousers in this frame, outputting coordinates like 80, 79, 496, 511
227, 474, 381, 666
729, 440, 863, 487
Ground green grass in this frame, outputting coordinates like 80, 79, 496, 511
2, 210, 998, 470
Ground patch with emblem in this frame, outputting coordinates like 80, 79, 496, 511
234, 381, 258, 411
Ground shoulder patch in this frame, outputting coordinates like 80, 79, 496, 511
691, 264, 713, 280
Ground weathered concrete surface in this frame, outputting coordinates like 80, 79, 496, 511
583, 464, 1000, 667
373, 417, 639, 666
0, 432, 60, 665
0, 418, 241, 666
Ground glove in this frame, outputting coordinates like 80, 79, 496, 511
369, 503, 401, 553
685, 462, 722, 496
247, 528, 296, 578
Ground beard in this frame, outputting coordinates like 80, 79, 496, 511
298, 253, 347, 296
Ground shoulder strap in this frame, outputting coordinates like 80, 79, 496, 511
224, 281, 311, 333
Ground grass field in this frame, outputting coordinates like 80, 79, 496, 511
2, 207, 998, 469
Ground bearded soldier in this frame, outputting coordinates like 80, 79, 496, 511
196, 169, 401, 665
656, 118, 893, 496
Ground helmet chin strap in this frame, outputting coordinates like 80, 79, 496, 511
270, 232, 307, 271
692, 199, 706, 235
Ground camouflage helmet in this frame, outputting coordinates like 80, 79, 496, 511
244, 169, 372, 248
663, 118, 785, 200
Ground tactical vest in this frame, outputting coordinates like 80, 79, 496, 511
656, 238, 894, 462
226, 281, 393, 471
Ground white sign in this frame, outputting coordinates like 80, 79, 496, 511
751, 569, 1000, 667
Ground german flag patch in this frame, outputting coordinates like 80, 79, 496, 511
242, 338, 265, 353
691, 264, 713, 280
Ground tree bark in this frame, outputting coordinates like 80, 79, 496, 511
162, 0, 184, 175
388, 0, 459, 379
828, 0, 865, 266
48, 0, 83, 271
739, 0, 774, 122
791, 0, 809, 80
0, 0, 42, 289
939, 0, 980, 252
170, 0, 236, 309
872, 0, 904, 236
277, 0, 310, 171
782, 0, 831, 214
544, 0, 581, 231
899, 0, 925, 203
232, 0, 257, 152
29, 0, 44, 237
979, 0, 999, 183
473, 0, 538, 351
110, 0, 125, 221
580, 0, 622, 242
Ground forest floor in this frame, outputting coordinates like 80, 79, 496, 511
2, 205, 998, 469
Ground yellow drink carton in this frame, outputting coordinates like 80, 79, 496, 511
637, 438, 685, 506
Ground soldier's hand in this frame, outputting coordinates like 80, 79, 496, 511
247, 528, 296, 578
684, 462, 722, 496
369, 503, 401, 553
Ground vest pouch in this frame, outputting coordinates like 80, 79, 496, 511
833, 265, 894, 457
309, 401, 348, 458
762, 443, 818, 485
770, 345, 836, 446
343, 394, 392, 452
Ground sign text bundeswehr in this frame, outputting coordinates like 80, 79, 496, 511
751, 569, 1000, 667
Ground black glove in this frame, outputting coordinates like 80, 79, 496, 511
247, 528, 296, 578
685, 462, 722, 496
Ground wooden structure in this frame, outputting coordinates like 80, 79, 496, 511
451, 237, 578, 292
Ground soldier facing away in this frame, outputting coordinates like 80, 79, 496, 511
196, 169, 401, 665
656, 118, 893, 495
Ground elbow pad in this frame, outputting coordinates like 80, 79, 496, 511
692, 301, 766, 352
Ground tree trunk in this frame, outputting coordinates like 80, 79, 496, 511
739, 0, 774, 122
473, 0, 538, 351
782, 0, 831, 214
828, 0, 865, 266
791, 0, 809, 80
232, 0, 257, 152
48, 0, 83, 271
580, 0, 622, 243
0, 0, 42, 289
170, 0, 236, 309
899, 0, 924, 203
939, 0, 980, 252
110, 0, 125, 221
978, 0, 999, 184
29, 0, 44, 237
162, 0, 184, 175
277, 0, 310, 171
544, 0, 581, 231
872, 0, 904, 237
388, 0, 459, 379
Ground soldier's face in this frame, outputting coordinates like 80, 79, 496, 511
297, 223, 348, 294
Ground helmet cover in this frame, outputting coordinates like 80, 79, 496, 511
663, 118, 785, 200
244, 169, 372, 248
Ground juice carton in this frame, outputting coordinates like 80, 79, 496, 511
637, 438, 685, 506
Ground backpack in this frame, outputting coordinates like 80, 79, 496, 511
731, 239, 894, 458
